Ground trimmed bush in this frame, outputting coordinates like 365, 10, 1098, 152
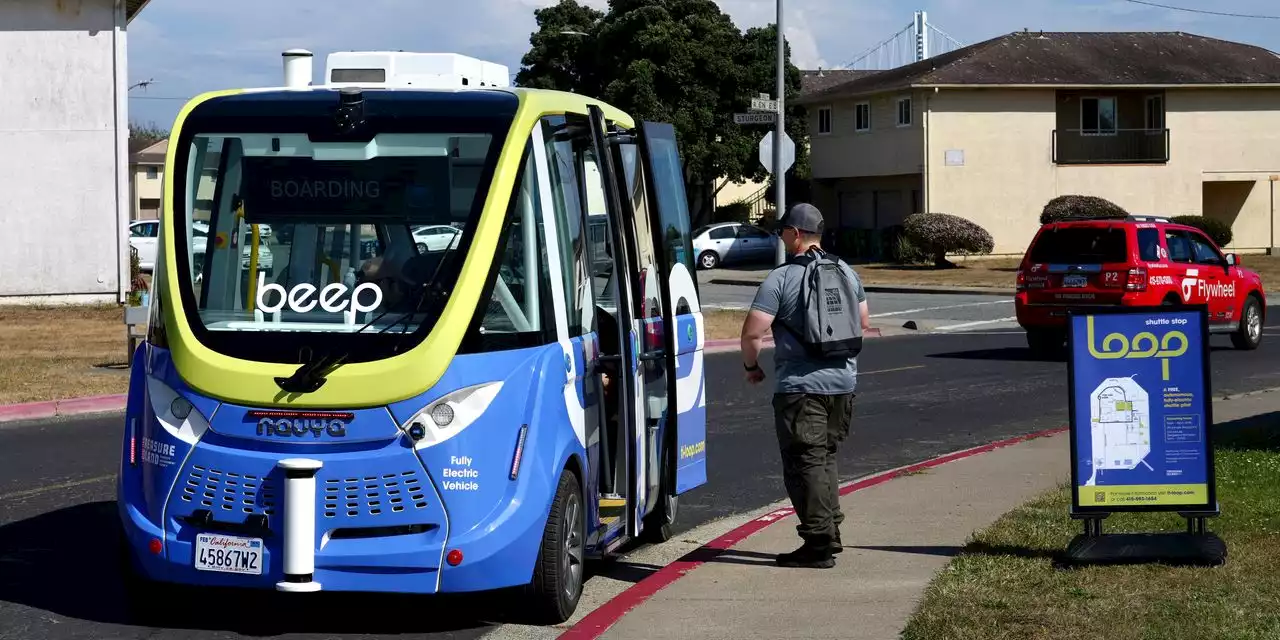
714, 199, 751, 223
1040, 195, 1128, 225
902, 213, 995, 268
1171, 215, 1233, 247
878, 224, 929, 264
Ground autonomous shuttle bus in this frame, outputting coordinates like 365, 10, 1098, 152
116, 50, 708, 622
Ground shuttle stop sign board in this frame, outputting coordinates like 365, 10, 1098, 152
759, 131, 795, 175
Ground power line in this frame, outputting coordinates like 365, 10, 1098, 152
129, 95, 192, 101
1122, 0, 1280, 19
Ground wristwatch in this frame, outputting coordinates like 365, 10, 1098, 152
744, 362, 760, 372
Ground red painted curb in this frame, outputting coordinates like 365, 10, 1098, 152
557, 424, 1068, 639
0, 394, 126, 424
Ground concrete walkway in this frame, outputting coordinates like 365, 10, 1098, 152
579, 389, 1280, 640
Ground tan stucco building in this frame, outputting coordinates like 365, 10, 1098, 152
796, 30, 1280, 259
130, 138, 166, 220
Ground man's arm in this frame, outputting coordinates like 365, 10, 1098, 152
741, 308, 774, 369
742, 272, 783, 369
859, 299, 872, 332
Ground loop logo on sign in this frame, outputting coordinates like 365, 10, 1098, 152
255, 272, 382, 319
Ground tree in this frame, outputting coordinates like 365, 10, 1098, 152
129, 120, 169, 154
515, 0, 805, 226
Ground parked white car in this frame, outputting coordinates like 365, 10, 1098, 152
411, 224, 462, 253
128, 220, 161, 271
691, 222, 778, 269
191, 221, 274, 277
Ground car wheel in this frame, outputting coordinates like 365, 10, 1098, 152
698, 251, 720, 270
1231, 295, 1263, 350
526, 468, 584, 624
1025, 328, 1064, 358
416, 242, 428, 254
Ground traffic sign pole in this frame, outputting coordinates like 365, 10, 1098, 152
774, 0, 787, 266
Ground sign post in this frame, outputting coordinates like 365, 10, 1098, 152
1064, 305, 1226, 566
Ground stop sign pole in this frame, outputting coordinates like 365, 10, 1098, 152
773, 0, 786, 266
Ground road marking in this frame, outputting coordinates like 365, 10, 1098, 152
871, 300, 1011, 318
933, 316, 1019, 332
0, 474, 114, 502
862, 365, 926, 375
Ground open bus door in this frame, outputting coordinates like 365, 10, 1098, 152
587, 107, 707, 542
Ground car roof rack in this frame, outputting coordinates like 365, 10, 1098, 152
1126, 215, 1171, 222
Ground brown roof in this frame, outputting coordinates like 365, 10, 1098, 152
800, 69, 879, 97
130, 139, 167, 165
796, 30, 1280, 105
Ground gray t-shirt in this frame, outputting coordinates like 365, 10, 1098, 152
749, 256, 866, 395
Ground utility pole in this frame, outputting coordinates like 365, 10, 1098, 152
774, 0, 787, 266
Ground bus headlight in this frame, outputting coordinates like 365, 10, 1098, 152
401, 381, 503, 449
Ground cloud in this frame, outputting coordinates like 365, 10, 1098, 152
126, 0, 1280, 127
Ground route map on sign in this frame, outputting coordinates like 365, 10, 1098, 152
1085, 376, 1152, 485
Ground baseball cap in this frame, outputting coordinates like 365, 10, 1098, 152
779, 202, 824, 235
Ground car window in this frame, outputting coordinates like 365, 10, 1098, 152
709, 226, 736, 240
1028, 227, 1127, 263
1136, 228, 1162, 262
1164, 229, 1193, 263
1190, 233, 1223, 264
739, 226, 771, 239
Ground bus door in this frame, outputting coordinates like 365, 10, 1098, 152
634, 121, 707, 497
585, 106, 656, 538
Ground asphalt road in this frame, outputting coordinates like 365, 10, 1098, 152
699, 280, 1017, 331
4, 318, 1280, 639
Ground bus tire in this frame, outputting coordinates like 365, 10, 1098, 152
642, 442, 678, 543
526, 468, 584, 624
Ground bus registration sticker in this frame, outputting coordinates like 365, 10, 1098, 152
194, 533, 264, 575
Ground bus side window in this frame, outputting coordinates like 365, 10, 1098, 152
541, 117, 589, 337
580, 149, 614, 313
471, 141, 556, 349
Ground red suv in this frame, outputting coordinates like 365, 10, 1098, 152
1015, 216, 1266, 355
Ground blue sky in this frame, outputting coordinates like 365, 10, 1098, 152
126, 0, 1280, 131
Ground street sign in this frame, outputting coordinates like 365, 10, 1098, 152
759, 131, 795, 175
734, 112, 776, 125
750, 97, 778, 112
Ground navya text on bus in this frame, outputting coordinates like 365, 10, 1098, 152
115, 49, 708, 624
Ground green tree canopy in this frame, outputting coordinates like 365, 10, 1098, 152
515, 0, 807, 225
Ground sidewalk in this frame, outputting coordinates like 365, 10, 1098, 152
569, 389, 1280, 640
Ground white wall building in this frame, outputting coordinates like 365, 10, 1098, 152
0, 0, 151, 304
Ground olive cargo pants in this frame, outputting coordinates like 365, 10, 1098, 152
771, 391, 854, 547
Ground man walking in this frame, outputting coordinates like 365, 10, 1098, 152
740, 203, 871, 568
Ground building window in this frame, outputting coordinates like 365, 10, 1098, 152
146, 167, 158, 179
855, 102, 870, 132
896, 97, 911, 127
817, 107, 832, 134
1145, 95, 1164, 130
1081, 97, 1117, 135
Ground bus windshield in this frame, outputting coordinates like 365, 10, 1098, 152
170, 102, 510, 365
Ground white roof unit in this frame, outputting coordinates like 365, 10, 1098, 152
323, 51, 511, 89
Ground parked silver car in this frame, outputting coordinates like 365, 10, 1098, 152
692, 222, 778, 269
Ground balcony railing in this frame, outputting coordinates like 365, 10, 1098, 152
1052, 128, 1169, 164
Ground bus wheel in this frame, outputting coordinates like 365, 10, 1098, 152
642, 444, 678, 543
527, 469, 584, 624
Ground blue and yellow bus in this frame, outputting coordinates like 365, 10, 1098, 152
116, 50, 708, 622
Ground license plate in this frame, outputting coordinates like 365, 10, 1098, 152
1062, 275, 1088, 288
194, 533, 264, 575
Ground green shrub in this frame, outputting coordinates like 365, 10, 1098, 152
903, 213, 995, 267
714, 199, 752, 223
1040, 195, 1129, 225
1171, 215, 1233, 248
127, 246, 145, 306
878, 224, 929, 264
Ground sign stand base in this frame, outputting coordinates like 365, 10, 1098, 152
1063, 509, 1227, 568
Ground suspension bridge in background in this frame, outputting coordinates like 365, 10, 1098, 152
836, 10, 966, 72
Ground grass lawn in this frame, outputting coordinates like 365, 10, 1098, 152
0, 304, 132, 405
901, 411, 1280, 640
